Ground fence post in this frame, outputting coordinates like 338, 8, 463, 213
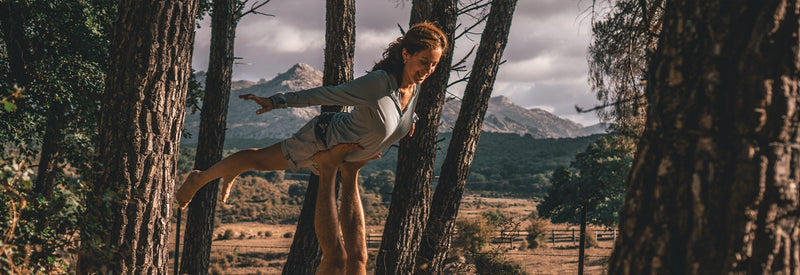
572, 228, 576, 244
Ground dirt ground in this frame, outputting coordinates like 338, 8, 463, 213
168, 196, 614, 274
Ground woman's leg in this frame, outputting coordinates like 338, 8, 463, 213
312, 144, 362, 275
176, 142, 290, 209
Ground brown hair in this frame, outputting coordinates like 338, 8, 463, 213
372, 22, 448, 86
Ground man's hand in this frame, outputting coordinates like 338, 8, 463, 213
239, 93, 274, 114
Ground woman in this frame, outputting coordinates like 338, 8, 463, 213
176, 22, 446, 275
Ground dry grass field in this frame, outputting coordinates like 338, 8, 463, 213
168, 195, 614, 274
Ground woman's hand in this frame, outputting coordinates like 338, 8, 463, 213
239, 93, 274, 114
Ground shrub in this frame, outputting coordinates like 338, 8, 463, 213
585, 229, 599, 248
470, 249, 525, 275
453, 216, 494, 254
526, 218, 551, 249
283, 232, 293, 238
221, 229, 235, 240
481, 208, 511, 227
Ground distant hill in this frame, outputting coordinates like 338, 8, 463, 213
183, 63, 605, 144
182, 132, 603, 197
440, 95, 606, 138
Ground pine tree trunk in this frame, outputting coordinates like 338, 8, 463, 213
375, 1, 456, 273
283, 0, 354, 273
609, 1, 800, 273
179, 0, 238, 273
414, 0, 516, 272
0, 1, 30, 87
33, 102, 67, 198
78, 0, 198, 273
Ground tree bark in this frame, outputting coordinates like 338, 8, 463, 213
414, 0, 516, 272
375, 1, 457, 274
0, 1, 30, 87
78, 0, 198, 273
179, 0, 238, 274
609, 0, 800, 273
33, 102, 67, 198
283, 0, 354, 273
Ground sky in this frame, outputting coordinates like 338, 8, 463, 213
192, 0, 603, 126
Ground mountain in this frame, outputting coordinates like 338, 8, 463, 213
183, 63, 324, 142
440, 95, 606, 138
182, 63, 605, 144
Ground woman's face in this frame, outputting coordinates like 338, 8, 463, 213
402, 47, 443, 85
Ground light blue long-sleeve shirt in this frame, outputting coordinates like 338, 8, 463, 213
269, 70, 418, 163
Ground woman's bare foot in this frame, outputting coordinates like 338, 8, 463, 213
176, 170, 202, 210
313, 143, 363, 171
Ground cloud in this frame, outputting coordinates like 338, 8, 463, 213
237, 19, 325, 53
192, 0, 602, 125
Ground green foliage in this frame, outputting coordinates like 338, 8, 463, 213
206, 133, 601, 198
361, 170, 394, 202
470, 249, 526, 275
538, 135, 633, 227
588, 0, 663, 138
0, 155, 84, 273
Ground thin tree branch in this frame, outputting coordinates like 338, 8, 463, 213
455, 14, 488, 40
451, 44, 477, 71
237, 0, 273, 20
458, 0, 490, 16
575, 95, 645, 113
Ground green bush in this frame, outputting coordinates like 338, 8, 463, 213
470, 249, 525, 275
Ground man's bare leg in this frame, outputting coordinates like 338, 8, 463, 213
176, 142, 290, 209
313, 144, 362, 275
339, 154, 379, 275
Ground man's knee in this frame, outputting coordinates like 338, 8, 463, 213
326, 251, 349, 267
347, 248, 368, 265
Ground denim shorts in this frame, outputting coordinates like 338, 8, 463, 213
280, 112, 337, 175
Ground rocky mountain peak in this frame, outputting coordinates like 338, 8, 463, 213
490, 95, 514, 105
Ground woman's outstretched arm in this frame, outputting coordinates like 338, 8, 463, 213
269, 70, 392, 108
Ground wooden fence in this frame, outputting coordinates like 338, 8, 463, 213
365, 229, 617, 248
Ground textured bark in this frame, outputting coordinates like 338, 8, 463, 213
0, 1, 30, 87
609, 0, 800, 274
282, 0, 354, 274
376, 1, 457, 274
33, 102, 67, 198
415, 0, 516, 272
179, 0, 238, 274
78, 0, 198, 273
